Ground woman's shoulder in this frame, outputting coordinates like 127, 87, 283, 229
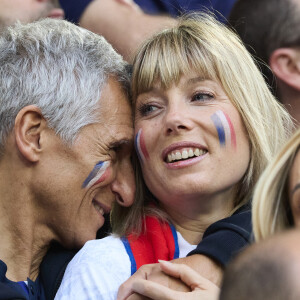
73, 235, 127, 264
55, 235, 132, 300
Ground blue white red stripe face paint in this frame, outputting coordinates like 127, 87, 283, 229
82, 161, 110, 189
211, 110, 236, 148
135, 128, 149, 162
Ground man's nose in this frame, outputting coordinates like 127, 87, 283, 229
110, 159, 135, 207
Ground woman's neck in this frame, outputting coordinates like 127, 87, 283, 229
162, 190, 235, 245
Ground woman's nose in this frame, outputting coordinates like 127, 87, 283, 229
164, 104, 193, 135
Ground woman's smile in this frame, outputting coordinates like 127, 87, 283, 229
162, 141, 208, 168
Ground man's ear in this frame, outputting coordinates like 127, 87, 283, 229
270, 48, 300, 91
14, 105, 46, 162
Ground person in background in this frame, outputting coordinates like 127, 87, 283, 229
220, 229, 300, 300
55, 13, 292, 300
229, 0, 300, 125
59, 0, 237, 61
0, 0, 64, 31
252, 128, 300, 241
0, 18, 135, 300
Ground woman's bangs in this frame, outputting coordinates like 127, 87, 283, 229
133, 26, 221, 101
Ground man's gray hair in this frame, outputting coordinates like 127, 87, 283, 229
0, 18, 129, 148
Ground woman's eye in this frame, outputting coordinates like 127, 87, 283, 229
138, 104, 159, 116
192, 92, 213, 102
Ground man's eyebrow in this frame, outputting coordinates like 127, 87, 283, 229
110, 139, 133, 148
291, 183, 300, 196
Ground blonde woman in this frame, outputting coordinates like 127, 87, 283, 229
56, 13, 293, 300
253, 128, 300, 241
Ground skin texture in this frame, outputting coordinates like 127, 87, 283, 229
128, 260, 219, 300
79, 0, 176, 62
270, 47, 300, 126
0, 78, 135, 281
117, 255, 222, 300
289, 150, 300, 225
0, 0, 64, 30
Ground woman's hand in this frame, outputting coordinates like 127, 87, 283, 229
118, 260, 220, 300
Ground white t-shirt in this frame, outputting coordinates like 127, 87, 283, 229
55, 232, 196, 300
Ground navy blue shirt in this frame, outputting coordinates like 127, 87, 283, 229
188, 207, 252, 266
59, 0, 237, 24
0, 260, 46, 300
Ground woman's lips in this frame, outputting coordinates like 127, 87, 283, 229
165, 152, 208, 169
162, 142, 208, 163
166, 147, 207, 163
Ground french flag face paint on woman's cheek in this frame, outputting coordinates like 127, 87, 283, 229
82, 161, 110, 189
211, 110, 236, 149
222, 111, 237, 149
135, 129, 149, 163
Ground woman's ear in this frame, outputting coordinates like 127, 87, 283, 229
14, 105, 46, 162
270, 47, 300, 92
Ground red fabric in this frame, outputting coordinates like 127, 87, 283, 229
126, 216, 176, 270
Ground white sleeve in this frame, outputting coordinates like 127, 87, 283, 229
54, 235, 131, 300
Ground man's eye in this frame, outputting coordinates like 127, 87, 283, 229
111, 145, 121, 153
138, 104, 159, 116
192, 92, 214, 102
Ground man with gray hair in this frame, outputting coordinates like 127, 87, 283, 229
0, 18, 135, 299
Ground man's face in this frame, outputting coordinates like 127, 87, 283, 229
35, 78, 135, 248
0, 0, 63, 29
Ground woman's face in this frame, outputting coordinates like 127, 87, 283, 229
289, 150, 300, 226
134, 72, 250, 211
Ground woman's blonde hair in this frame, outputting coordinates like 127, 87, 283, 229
253, 129, 300, 242
111, 12, 294, 237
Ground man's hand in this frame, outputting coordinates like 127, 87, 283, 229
117, 262, 190, 300
172, 255, 223, 286
117, 255, 223, 300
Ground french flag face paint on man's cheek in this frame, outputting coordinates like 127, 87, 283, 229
211, 110, 236, 149
135, 128, 149, 163
82, 161, 110, 189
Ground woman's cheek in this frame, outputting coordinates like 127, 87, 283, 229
210, 110, 236, 150
135, 128, 150, 164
